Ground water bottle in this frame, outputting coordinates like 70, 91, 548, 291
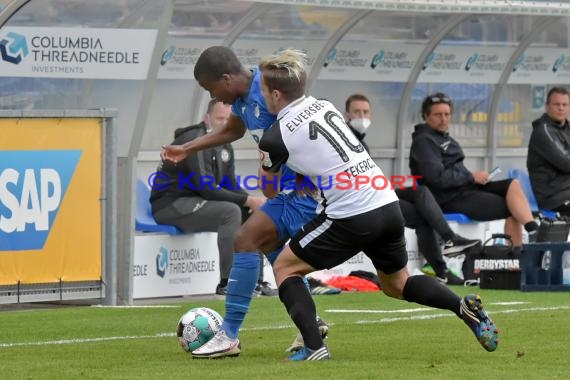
562, 251, 570, 285
541, 250, 552, 271
495, 237, 507, 246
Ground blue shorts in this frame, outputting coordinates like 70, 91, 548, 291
260, 192, 318, 244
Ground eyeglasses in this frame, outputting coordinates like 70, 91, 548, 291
429, 96, 451, 104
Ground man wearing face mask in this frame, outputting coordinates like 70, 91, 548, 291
344, 94, 479, 285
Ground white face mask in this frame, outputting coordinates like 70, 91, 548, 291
350, 118, 371, 134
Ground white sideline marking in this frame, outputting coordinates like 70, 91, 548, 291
327, 302, 530, 313
355, 305, 570, 324
0, 333, 175, 348
92, 305, 179, 309
326, 308, 431, 314
489, 302, 529, 306
1, 305, 568, 349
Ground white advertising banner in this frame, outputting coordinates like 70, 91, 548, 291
4, 27, 566, 85
133, 233, 219, 299
233, 39, 323, 71
133, 229, 421, 297
319, 40, 423, 82
419, 45, 515, 84
0, 27, 156, 79
510, 47, 570, 84
158, 38, 219, 80
158, 37, 323, 79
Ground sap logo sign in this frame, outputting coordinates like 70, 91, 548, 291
0, 150, 82, 251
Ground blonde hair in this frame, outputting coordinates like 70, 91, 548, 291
259, 48, 307, 100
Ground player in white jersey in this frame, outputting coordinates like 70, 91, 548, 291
257, 49, 500, 361
261, 95, 398, 218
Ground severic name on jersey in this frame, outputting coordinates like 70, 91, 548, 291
343, 157, 376, 177
284, 99, 327, 132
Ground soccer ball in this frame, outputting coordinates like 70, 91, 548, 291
176, 307, 223, 352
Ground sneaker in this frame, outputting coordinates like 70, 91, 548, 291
527, 229, 538, 243
460, 294, 499, 352
443, 235, 480, 256
311, 285, 341, 295
436, 270, 464, 285
421, 263, 436, 276
286, 317, 329, 352
215, 283, 228, 296
288, 345, 331, 361
255, 281, 278, 296
191, 330, 241, 359
307, 277, 341, 295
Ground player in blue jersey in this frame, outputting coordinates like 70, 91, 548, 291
161, 46, 327, 359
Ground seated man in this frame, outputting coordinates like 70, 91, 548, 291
527, 86, 570, 217
150, 99, 272, 295
344, 93, 479, 284
409, 92, 538, 247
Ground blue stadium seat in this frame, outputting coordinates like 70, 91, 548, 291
508, 168, 557, 219
135, 178, 183, 235
444, 213, 474, 223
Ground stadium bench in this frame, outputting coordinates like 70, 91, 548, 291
135, 178, 183, 235
508, 168, 557, 219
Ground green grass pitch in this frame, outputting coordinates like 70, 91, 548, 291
0, 287, 568, 380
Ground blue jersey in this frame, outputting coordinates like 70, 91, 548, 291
231, 68, 296, 181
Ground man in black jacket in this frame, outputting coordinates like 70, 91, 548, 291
150, 100, 269, 295
344, 93, 479, 284
528, 86, 570, 216
409, 92, 538, 247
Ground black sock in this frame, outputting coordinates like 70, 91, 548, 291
278, 276, 322, 350
402, 275, 461, 317
524, 221, 539, 233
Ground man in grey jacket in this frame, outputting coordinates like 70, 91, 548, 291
528, 86, 570, 216
150, 100, 269, 295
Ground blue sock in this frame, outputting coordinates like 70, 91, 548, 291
222, 252, 260, 339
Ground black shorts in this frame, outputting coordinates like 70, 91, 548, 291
289, 201, 408, 275
442, 179, 513, 221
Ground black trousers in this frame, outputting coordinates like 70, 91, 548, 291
396, 186, 454, 276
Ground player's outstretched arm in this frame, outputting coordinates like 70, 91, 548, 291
161, 114, 247, 164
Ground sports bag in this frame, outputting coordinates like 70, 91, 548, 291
462, 234, 521, 289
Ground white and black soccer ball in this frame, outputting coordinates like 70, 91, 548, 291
176, 307, 223, 352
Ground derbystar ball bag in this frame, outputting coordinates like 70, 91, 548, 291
462, 233, 521, 290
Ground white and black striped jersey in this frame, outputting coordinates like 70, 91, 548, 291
259, 96, 398, 219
